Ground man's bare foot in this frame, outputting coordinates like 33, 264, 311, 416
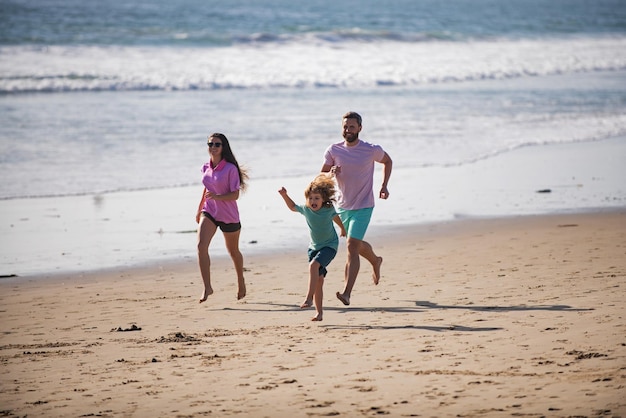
373, 256, 383, 285
311, 314, 323, 321
336, 292, 350, 306
300, 300, 313, 309
237, 284, 246, 300
199, 287, 214, 303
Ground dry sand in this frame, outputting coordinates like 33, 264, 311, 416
1, 210, 625, 417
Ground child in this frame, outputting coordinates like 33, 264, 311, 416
278, 175, 346, 321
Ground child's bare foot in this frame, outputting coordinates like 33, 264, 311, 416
311, 313, 323, 321
199, 287, 214, 303
237, 283, 246, 300
300, 300, 313, 309
336, 292, 350, 306
373, 256, 383, 285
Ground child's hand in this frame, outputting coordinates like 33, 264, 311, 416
279, 187, 297, 211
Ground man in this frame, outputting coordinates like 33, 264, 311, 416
321, 111, 393, 306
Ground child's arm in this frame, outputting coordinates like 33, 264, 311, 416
195, 187, 207, 224
278, 187, 298, 212
333, 214, 346, 237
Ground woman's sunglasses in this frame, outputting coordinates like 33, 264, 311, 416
207, 142, 222, 148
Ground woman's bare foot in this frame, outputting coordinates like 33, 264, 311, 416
237, 281, 247, 300
199, 287, 214, 303
311, 313, 323, 321
372, 256, 383, 285
300, 300, 313, 309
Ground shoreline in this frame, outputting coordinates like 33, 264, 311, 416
1, 208, 624, 416
1, 136, 625, 278
7, 205, 623, 285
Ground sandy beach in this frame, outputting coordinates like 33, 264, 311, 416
1, 209, 625, 417
2, 2, 625, 416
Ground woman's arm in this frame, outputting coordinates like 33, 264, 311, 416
204, 189, 240, 201
195, 187, 207, 223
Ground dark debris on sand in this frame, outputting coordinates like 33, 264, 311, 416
112, 324, 142, 332
156, 332, 202, 343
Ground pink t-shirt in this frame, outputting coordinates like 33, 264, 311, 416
323, 140, 386, 210
201, 159, 241, 224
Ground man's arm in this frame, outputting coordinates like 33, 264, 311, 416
321, 164, 340, 176
379, 152, 392, 199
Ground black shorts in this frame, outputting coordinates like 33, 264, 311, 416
201, 211, 241, 233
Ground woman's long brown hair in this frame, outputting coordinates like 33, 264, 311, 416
208, 133, 249, 191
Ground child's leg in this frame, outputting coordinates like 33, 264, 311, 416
302, 260, 320, 308
312, 275, 324, 321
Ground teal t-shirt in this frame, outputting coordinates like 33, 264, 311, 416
295, 204, 339, 251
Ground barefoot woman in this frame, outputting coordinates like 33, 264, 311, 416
196, 133, 248, 302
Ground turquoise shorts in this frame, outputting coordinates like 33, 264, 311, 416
337, 207, 373, 241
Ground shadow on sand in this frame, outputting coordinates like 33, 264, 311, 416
212, 299, 593, 332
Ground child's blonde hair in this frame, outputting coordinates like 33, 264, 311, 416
305, 175, 337, 208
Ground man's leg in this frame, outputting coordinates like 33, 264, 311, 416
359, 240, 383, 285
336, 236, 361, 305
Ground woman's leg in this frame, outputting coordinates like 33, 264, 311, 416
223, 229, 246, 300
197, 216, 218, 303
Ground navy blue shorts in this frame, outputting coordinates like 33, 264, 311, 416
308, 247, 337, 277
201, 211, 241, 233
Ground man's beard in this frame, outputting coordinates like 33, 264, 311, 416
343, 132, 358, 142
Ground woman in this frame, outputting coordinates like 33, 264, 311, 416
196, 133, 248, 303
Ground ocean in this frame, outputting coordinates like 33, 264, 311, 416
1, 0, 625, 276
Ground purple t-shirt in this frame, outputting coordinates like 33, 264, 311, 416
323, 140, 386, 210
201, 159, 241, 224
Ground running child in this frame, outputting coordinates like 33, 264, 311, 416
278, 175, 346, 321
